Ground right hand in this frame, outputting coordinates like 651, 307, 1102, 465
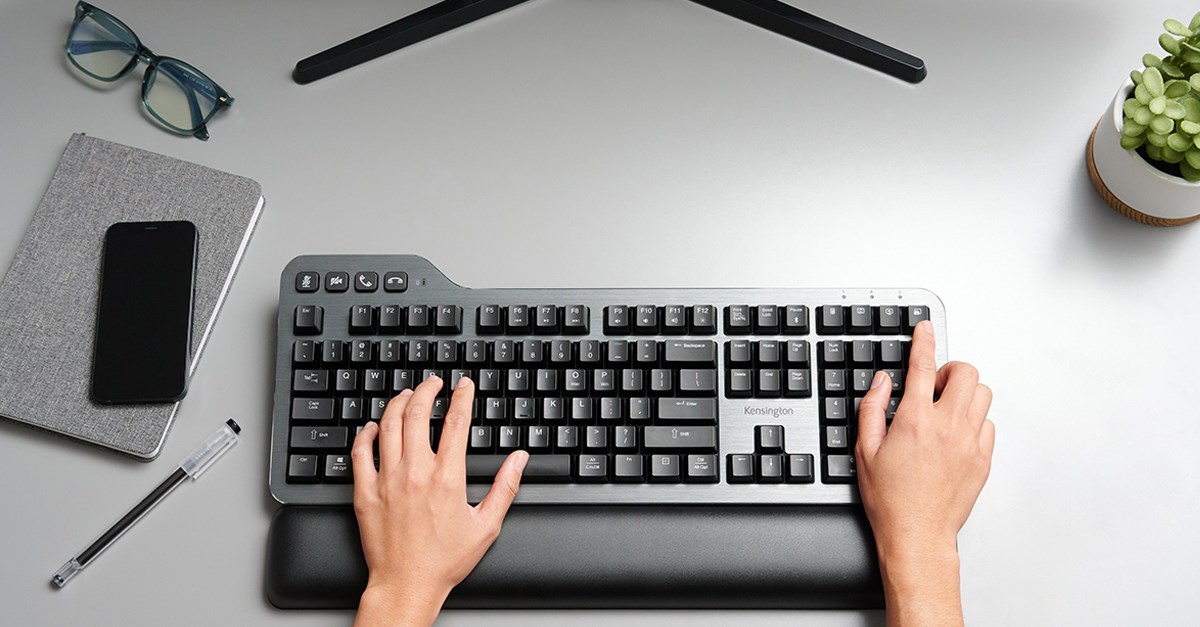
855, 320, 995, 562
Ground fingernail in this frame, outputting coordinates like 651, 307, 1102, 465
456, 375, 472, 389
399, 388, 413, 397
870, 371, 886, 389
426, 372, 441, 381
515, 450, 530, 473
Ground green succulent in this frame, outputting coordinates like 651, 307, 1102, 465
1122, 12, 1200, 181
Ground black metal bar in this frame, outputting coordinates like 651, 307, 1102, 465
292, 0, 535, 84
686, 0, 927, 83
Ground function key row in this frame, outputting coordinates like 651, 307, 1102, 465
295, 271, 408, 293
816, 305, 929, 335
603, 306, 716, 335
293, 304, 464, 336
477, 305, 590, 335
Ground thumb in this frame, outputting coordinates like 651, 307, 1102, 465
856, 371, 891, 459
477, 450, 528, 525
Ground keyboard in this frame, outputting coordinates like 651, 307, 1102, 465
269, 255, 947, 506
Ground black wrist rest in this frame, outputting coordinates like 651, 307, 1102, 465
265, 504, 884, 610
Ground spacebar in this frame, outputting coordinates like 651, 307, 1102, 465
466, 455, 572, 483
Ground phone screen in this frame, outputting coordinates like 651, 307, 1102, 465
91, 221, 198, 404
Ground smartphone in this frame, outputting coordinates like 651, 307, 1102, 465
91, 221, 198, 404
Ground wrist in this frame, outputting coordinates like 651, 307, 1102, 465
357, 581, 449, 627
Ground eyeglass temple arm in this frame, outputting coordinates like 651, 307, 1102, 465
67, 39, 138, 55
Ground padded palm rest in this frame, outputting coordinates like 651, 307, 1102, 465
266, 504, 883, 609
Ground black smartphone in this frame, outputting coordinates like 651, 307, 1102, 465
91, 221, 198, 404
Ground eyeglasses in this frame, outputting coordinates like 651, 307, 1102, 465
65, 2, 233, 140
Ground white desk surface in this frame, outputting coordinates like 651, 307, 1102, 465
2, 1, 1198, 625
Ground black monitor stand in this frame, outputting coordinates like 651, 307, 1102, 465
293, 0, 926, 85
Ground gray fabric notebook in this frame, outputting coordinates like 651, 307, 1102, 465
0, 134, 264, 460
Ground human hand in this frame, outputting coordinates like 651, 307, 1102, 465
350, 375, 528, 627
855, 320, 994, 625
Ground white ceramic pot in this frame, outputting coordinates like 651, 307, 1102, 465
1087, 79, 1200, 226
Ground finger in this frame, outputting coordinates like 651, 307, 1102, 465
855, 371, 891, 459
932, 362, 980, 418
402, 374, 443, 463
477, 450, 529, 524
351, 421, 379, 496
967, 383, 993, 429
979, 418, 996, 458
899, 320, 938, 411
377, 389, 413, 472
436, 376, 476, 484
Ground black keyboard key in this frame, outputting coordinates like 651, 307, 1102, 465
498, 426, 521, 451
324, 454, 352, 481
886, 397, 900, 421
614, 454, 645, 482
755, 425, 784, 453
493, 340, 516, 364
628, 397, 651, 421
287, 454, 319, 481
293, 370, 328, 393
506, 305, 531, 333
369, 398, 388, 419
349, 305, 375, 334
604, 340, 628, 365
664, 340, 716, 365
354, 272, 378, 293
817, 305, 844, 334
350, 340, 373, 364
564, 305, 589, 334
662, 305, 687, 334
727, 369, 753, 398
334, 369, 357, 393
507, 369, 530, 393
604, 306, 630, 334
879, 340, 904, 365
379, 305, 404, 333
383, 271, 408, 292
341, 398, 363, 421
534, 305, 559, 334
847, 305, 872, 334
291, 426, 347, 449
294, 305, 323, 335
585, 426, 608, 450
542, 398, 565, 421
469, 426, 493, 451
650, 369, 672, 394
482, 398, 506, 422
678, 369, 716, 394
825, 426, 849, 449
754, 305, 780, 334
477, 368, 502, 393
464, 340, 488, 364
577, 454, 609, 482
594, 370, 617, 394
513, 397, 537, 422
822, 397, 849, 423
633, 305, 658, 334
822, 370, 847, 395
758, 454, 784, 483
783, 305, 809, 334
905, 305, 930, 332
535, 369, 558, 394
435, 305, 463, 334
569, 399, 592, 421
875, 305, 902, 334
787, 454, 815, 483
364, 369, 388, 393
528, 426, 552, 450
435, 340, 459, 365
725, 305, 751, 334
757, 369, 781, 397
556, 426, 580, 450
727, 454, 754, 483
644, 426, 716, 450
466, 455, 571, 483
851, 369, 874, 396
292, 398, 334, 421
322, 340, 345, 364
295, 272, 320, 293
785, 369, 812, 398
691, 305, 717, 334
850, 340, 874, 365
293, 340, 317, 364
379, 339, 403, 364
657, 398, 716, 423
884, 368, 904, 395
407, 305, 432, 333
649, 454, 681, 482
820, 340, 845, 366
635, 340, 657, 364
477, 305, 503, 334
614, 425, 638, 449
549, 340, 573, 364
823, 454, 857, 483
621, 369, 645, 394
324, 272, 349, 292
392, 369, 415, 393
756, 340, 781, 364
520, 340, 545, 365
686, 454, 718, 483
599, 397, 622, 421
727, 340, 752, 365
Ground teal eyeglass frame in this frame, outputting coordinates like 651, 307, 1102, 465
65, 2, 234, 140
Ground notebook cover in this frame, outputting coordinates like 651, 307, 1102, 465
0, 133, 264, 460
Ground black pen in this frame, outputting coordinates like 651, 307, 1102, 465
51, 419, 241, 588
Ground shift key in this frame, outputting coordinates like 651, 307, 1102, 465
644, 426, 716, 450
657, 398, 716, 423
291, 426, 348, 449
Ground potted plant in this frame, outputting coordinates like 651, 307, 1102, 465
1088, 12, 1200, 226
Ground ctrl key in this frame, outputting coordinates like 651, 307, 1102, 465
287, 454, 319, 482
